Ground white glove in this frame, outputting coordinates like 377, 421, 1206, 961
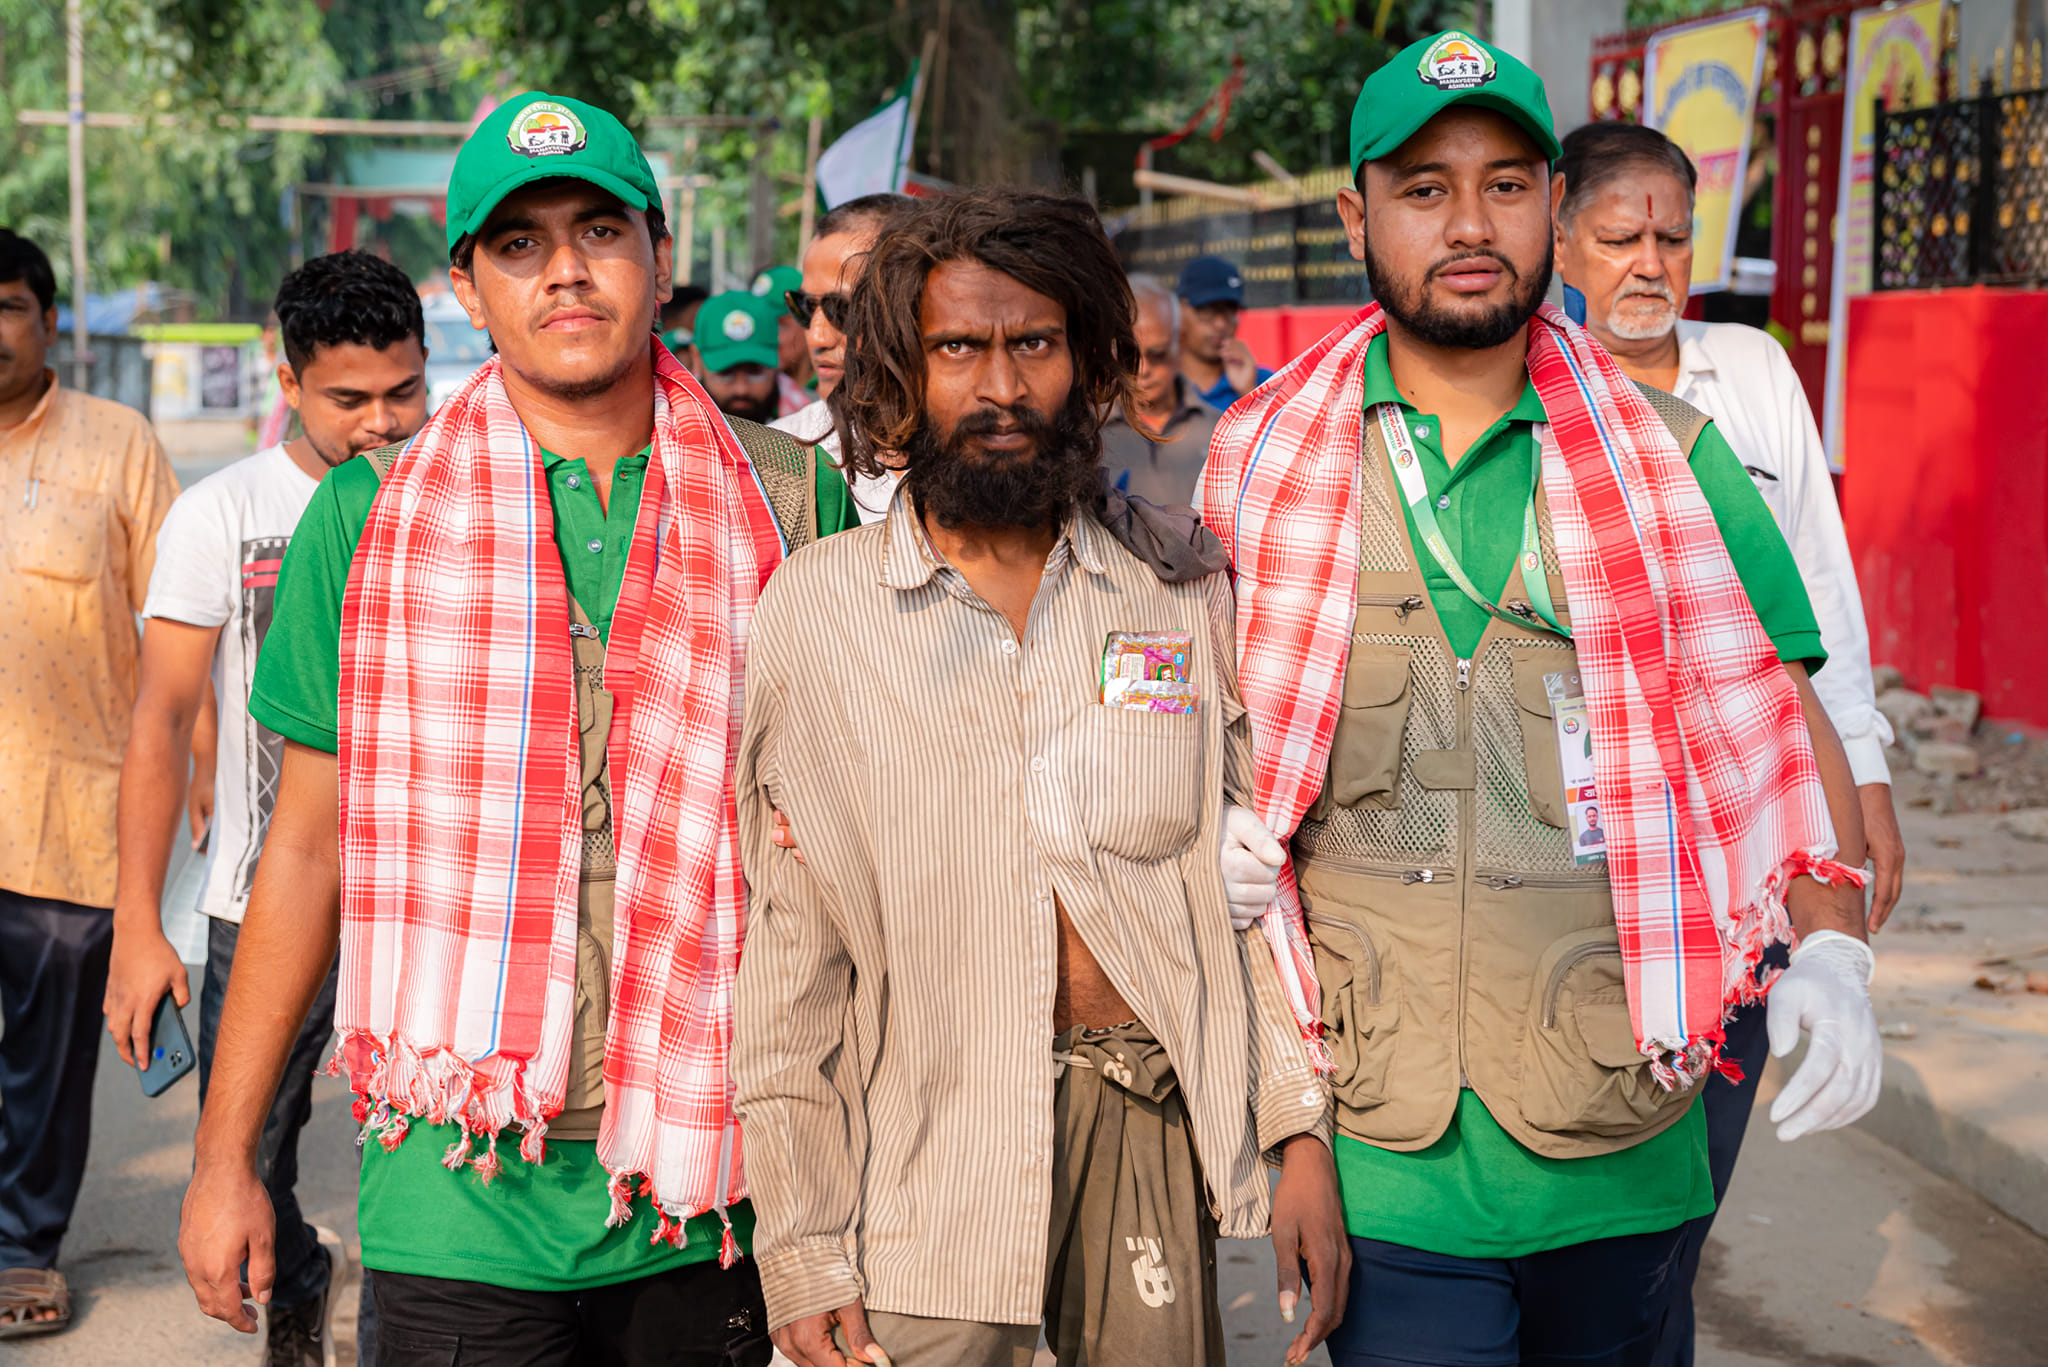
1220, 805, 1286, 932
1766, 929, 1883, 1142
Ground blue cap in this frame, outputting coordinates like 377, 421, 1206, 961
1176, 256, 1246, 308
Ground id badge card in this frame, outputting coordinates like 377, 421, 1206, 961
1544, 669, 1605, 865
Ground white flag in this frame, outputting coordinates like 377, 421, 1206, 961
816, 65, 920, 210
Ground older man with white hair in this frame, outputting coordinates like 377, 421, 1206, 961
1552, 119, 1903, 1367
1099, 272, 1222, 506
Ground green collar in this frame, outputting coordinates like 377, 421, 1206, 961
540, 445, 652, 470
1361, 333, 1548, 425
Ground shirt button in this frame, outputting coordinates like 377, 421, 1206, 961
566, 473, 582, 490
1030, 756, 1047, 774
1000, 640, 1018, 656
587, 538, 604, 554
1416, 424, 1431, 439
1436, 494, 1451, 510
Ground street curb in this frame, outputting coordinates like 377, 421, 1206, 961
1856, 1047, 2048, 1241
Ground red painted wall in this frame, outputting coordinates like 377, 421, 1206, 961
1843, 289, 2048, 726
1236, 305, 1363, 372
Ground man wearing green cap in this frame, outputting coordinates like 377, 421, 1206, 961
696, 290, 789, 425
1198, 31, 1881, 1364
179, 91, 858, 1367
751, 264, 814, 405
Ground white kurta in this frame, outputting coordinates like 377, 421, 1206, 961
1672, 320, 1893, 785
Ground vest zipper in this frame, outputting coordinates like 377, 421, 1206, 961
1476, 872, 1603, 891
1309, 918, 1383, 1006
1358, 592, 1428, 623
1453, 650, 1476, 1088
1298, 853, 1446, 883
1541, 941, 1621, 1028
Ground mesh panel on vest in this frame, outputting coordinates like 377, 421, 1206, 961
728, 417, 816, 553
1471, 637, 1604, 880
1358, 462, 1413, 574
1295, 634, 1460, 868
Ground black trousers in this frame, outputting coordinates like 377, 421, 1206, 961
1647, 997, 1775, 1366
372, 1259, 772, 1367
0, 890, 113, 1271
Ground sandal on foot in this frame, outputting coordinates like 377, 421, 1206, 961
0, 1267, 71, 1338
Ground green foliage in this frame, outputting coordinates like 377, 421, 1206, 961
1623, 0, 1731, 30
0, 0, 1454, 311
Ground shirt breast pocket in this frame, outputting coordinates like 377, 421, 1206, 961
4, 482, 110, 583
1073, 704, 1205, 864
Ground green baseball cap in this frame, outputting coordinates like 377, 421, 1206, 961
446, 92, 661, 251
750, 266, 803, 310
1350, 30, 1561, 172
694, 291, 783, 374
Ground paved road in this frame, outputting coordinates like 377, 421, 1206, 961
5, 1029, 2043, 1366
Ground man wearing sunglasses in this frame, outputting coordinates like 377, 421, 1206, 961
771, 193, 916, 525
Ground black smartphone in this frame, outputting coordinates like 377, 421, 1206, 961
137, 993, 197, 1097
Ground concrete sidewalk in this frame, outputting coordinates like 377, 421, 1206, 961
1858, 752, 2048, 1239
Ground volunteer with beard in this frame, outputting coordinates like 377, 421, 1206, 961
733, 189, 1345, 1367
1552, 119, 1905, 1367
695, 290, 786, 424
1199, 33, 1883, 1362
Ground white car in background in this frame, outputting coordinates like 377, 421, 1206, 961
421, 290, 494, 411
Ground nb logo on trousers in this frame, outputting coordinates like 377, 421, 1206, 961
1125, 1235, 1175, 1307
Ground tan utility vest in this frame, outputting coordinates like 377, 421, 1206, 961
364, 416, 820, 1140
1293, 385, 1710, 1160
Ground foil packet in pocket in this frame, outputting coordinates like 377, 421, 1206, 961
1101, 631, 1197, 712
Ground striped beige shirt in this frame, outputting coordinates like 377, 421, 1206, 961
733, 488, 1328, 1330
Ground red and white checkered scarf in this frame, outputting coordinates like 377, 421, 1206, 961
1200, 303, 1857, 1083
335, 345, 781, 1254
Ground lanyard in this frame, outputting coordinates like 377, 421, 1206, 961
1372, 402, 1570, 642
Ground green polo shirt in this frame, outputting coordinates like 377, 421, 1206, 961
1333, 335, 1823, 1261
249, 442, 857, 1291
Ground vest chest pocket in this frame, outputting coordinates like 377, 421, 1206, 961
4, 482, 109, 583
1508, 647, 1574, 829
1074, 704, 1204, 863
1520, 926, 1694, 1138
1309, 915, 1401, 1111
1324, 643, 1412, 812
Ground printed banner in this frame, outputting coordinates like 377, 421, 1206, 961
1823, 0, 1947, 466
1643, 8, 1771, 293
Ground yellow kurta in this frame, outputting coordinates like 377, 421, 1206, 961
0, 372, 178, 906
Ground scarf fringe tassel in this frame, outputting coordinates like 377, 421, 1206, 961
332, 1031, 554, 1181
605, 1170, 742, 1268
1643, 846, 1868, 1091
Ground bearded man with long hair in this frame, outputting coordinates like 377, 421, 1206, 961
731, 189, 1347, 1367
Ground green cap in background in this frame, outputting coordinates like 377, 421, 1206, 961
694, 291, 784, 374
446, 93, 661, 250
1350, 30, 1561, 171
751, 266, 804, 311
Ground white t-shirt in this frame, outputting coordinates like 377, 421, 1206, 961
771, 398, 901, 526
1671, 321, 1892, 785
143, 444, 322, 923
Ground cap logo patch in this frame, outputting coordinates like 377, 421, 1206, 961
721, 311, 757, 342
508, 101, 588, 158
1418, 32, 1496, 91
750, 272, 775, 296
